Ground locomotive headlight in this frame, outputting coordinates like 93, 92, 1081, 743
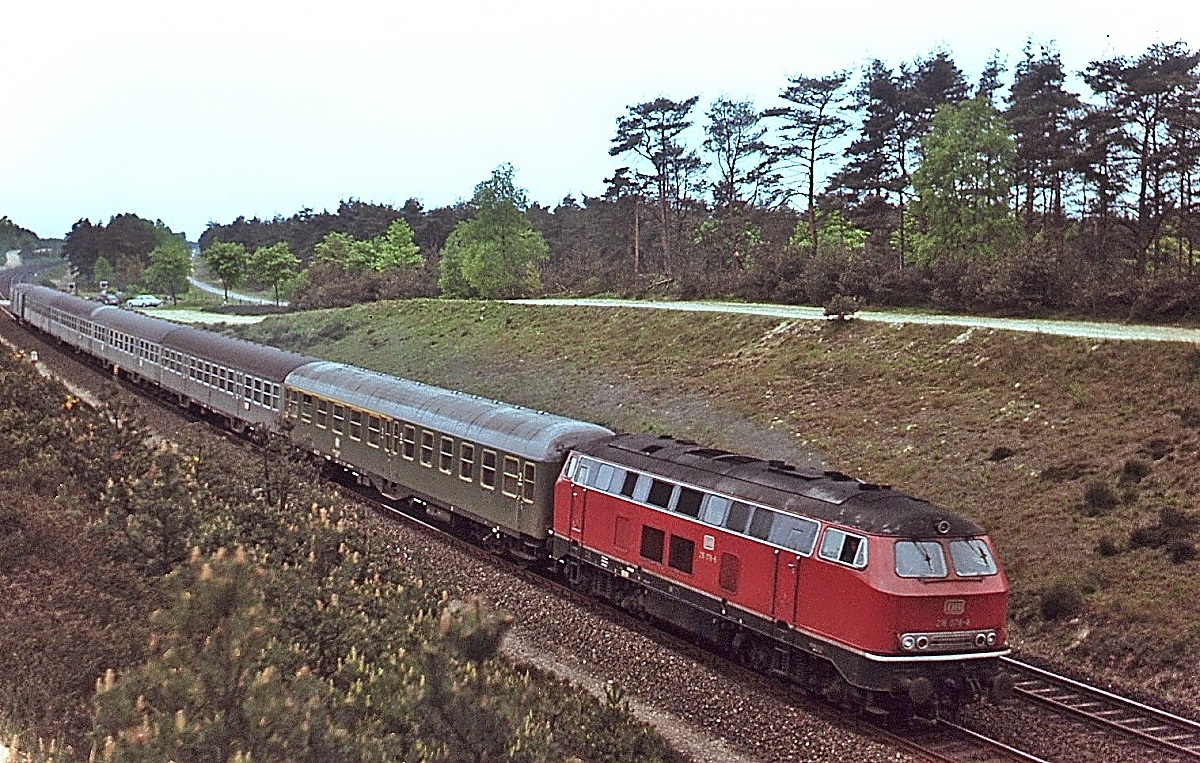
915, 635, 930, 650
986, 631, 997, 646
901, 635, 916, 651
975, 632, 988, 647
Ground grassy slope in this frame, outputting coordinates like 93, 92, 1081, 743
234, 299, 1200, 710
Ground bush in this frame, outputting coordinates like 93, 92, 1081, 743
988, 446, 1015, 462
1040, 581, 1085, 621
1083, 481, 1119, 515
1096, 536, 1122, 557
1168, 541, 1197, 564
1119, 458, 1151, 485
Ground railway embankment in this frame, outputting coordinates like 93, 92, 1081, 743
231, 297, 1200, 719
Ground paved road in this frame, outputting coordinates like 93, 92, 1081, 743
515, 298, 1200, 345
187, 275, 286, 307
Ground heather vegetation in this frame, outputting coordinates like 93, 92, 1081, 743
0, 350, 680, 761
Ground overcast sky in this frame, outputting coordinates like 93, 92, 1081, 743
2, 1, 1190, 241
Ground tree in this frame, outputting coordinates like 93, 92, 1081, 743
203, 241, 249, 302
772, 71, 854, 253
248, 242, 300, 304
611, 96, 706, 274
438, 164, 548, 299
142, 236, 192, 304
910, 96, 1020, 265
313, 220, 421, 273
93, 256, 115, 288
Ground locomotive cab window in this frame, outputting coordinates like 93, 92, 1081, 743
700, 495, 730, 526
949, 539, 998, 577
819, 528, 868, 569
674, 487, 703, 518
748, 507, 775, 540
618, 470, 639, 498
591, 463, 616, 492
647, 479, 675, 509
724, 502, 753, 534
895, 541, 948, 578
770, 516, 820, 555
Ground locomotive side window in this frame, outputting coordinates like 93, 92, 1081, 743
895, 541, 948, 578
647, 479, 675, 509
522, 463, 536, 502
333, 405, 346, 434
819, 528, 868, 569
724, 502, 753, 533
718, 553, 741, 593
438, 436, 454, 472
770, 516, 820, 555
668, 535, 695, 574
619, 470, 639, 498
369, 417, 383, 448
420, 431, 434, 466
459, 443, 475, 480
402, 424, 416, 459
349, 410, 363, 441
700, 495, 730, 526
675, 487, 703, 518
748, 507, 775, 540
640, 526, 665, 563
574, 458, 596, 486
481, 450, 497, 489
949, 539, 998, 577
502, 456, 520, 496
563, 455, 579, 480
593, 463, 616, 491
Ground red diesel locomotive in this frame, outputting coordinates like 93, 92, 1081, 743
549, 433, 1009, 715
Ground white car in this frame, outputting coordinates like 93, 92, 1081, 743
125, 294, 164, 308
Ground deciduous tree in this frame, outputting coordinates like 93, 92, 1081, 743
203, 241, 249, 302
248, 242, 300, 304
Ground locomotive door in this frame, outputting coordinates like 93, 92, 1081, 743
568, 486, 587, 542
772, 551, 802, 624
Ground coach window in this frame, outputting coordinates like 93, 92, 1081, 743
402, 424, 416, 459
481, 450, 497, 489
647, 479, 675, 509
439, 437, 454, 473
522, 462, 536, 503
668, 535, 695, 574
640, 526, 665, 563
332, 405, 346, 434
285, 390, 300, 419
368, 416, 383, 448
718, 553, 741, 594
315, 399, 329, 429
387, 420, 400, 453
502, 456, 520, 497
253, 379, 263, 404
675, 487, 703, 518
700, 495, 730, 526
724, 502, 753, 534
301, 394, 314, 423
819, 528, 869, 569
459, 443, 475, 480
420, 431, 435, 466
349, 410, 363, 441
895, 541, 948, 578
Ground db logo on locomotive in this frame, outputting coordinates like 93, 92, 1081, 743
944, 599, 966, 615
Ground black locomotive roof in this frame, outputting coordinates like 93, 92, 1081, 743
576, 433, 985, 539
286, 361, 615, 463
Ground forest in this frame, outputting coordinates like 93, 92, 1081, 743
50, 40, 1200, 321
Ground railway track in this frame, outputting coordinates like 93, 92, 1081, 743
882, 720, 1049, 763
1002, 656, 1200, 761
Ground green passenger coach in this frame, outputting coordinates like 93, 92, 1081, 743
283, 361, 613, 558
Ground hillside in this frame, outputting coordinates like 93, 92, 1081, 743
233, 299, 1200, 713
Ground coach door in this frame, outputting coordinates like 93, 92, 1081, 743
772, 550, 802, 625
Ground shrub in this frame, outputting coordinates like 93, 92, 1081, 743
1159, 506, 1198, 534
988, 446, 1015, 462
1096, 536, 1121, 557
1168, 541, 1197, 564
1145, 439, 1172, 460
1119, 458, 1151, 484
1083, 481, 1119, 515
1040, 581, 1084, 621
1129, 525, 1167, 549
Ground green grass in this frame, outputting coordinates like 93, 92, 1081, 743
232, 298, 1200, 711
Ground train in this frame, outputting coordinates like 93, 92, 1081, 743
8, 283, 1011, 716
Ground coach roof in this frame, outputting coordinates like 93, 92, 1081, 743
286, 361, 614, 462
162, 326, 317, 382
